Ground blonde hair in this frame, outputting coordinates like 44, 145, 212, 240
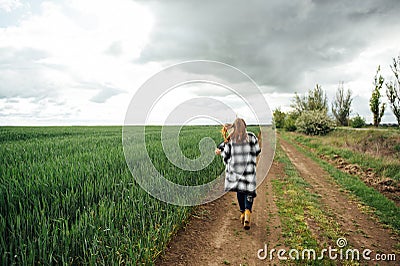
230, 118, 247, 143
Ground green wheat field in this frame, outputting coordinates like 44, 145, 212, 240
0, 125, 260, 265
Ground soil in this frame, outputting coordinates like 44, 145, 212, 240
156, 140, 285, 265
156, 135, 399, 265
319, 153, 400, 206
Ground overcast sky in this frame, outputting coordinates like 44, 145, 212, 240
1, 0, 399, 125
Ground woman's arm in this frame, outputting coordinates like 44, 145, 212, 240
254, 136, 261, 156
215, 141, 225, 155
248, 132, 261, 156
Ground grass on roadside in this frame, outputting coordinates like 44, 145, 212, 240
280, 131, 400, 232
288, 129, 400, 181
271, 140, 346, 265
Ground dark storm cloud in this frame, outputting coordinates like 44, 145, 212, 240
136, 0, 400, 93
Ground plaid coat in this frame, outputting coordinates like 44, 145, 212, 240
219, 132, 261, 197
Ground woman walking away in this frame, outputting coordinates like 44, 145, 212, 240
215, 118, 261, 230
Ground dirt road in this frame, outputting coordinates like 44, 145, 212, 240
279, 138, 399, 264
157, 136, 399, 265
157, 160, 286, 265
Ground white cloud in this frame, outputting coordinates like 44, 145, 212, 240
0, 0, 159, 125
0, 0, 22, 12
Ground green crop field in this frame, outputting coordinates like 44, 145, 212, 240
0, 125, 259, 265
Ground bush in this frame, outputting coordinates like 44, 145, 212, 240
284, 113, 297, 132
295, 110, 333, 135
273, 108, 286, 129
350, 114, 366, 128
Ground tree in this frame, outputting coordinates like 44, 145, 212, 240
331, 82, 353, 126
272, 108, 286, 129
369, 66, 386, 127
386, 55, 400, 126
283, 112, 297, 132
308, 84, 328, 112
291, 84, 328, 116
291, 92, 308, 115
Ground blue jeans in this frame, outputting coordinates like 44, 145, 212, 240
237, 192, 254, 212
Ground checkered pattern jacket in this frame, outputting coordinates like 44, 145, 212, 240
219, 132, 261, 197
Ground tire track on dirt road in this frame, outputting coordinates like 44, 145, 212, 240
280, 137, 399, 264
